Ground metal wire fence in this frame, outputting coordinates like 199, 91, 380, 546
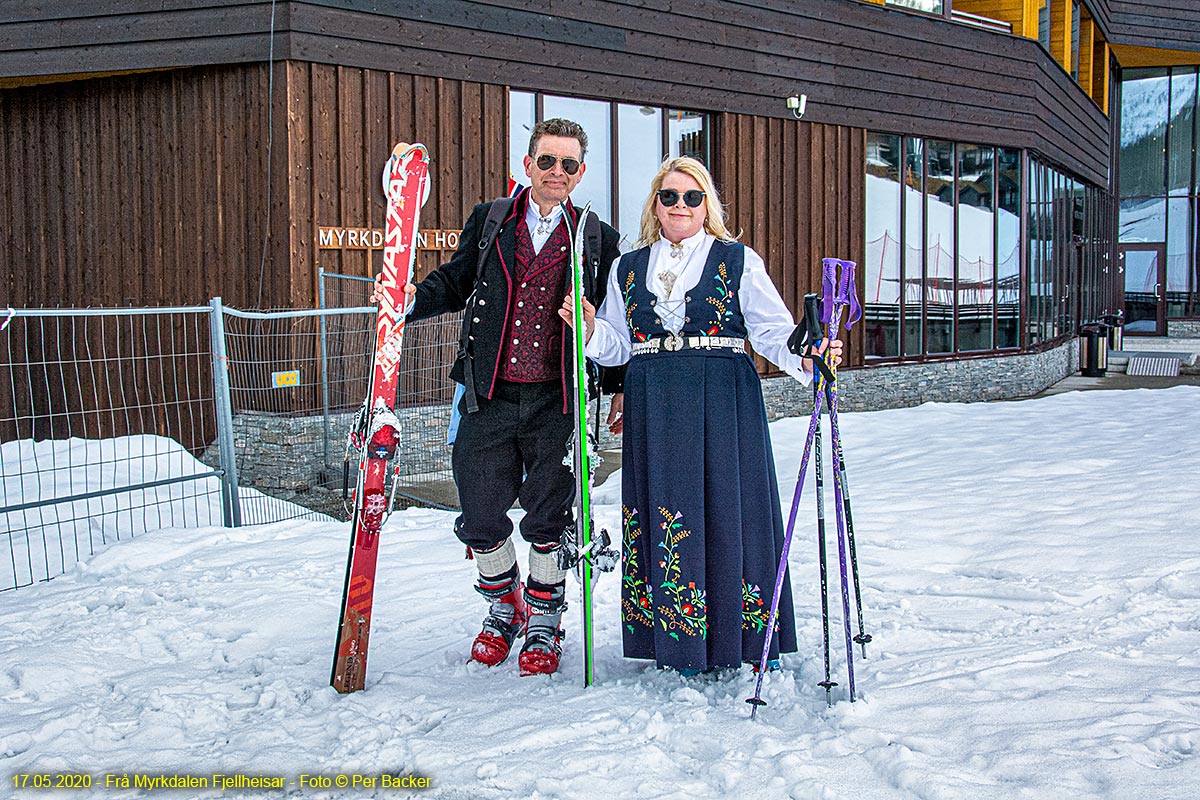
1, 306, 231, 591
317, 269, 462, 512
2, 282, 467, 590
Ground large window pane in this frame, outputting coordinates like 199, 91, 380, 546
1166, 197, 1195, 317
997, 148, 1021, 348
1064, 178, 1082, 334
511, 92, 708, 251
543, 95, 612, 220
957, 144, 995, 351
926, 140, 955, 354
1120, 70, 1169, 199
865, 133, 902, 359
1050, 171, 1064, 338
1027, 161, 1041, 345
616, 104, 662, 250
1120, 197, 1166, 243
1031, 162, 1053, 343
1168, 69, 1197, 195
508, 91, 536, 190
904, 137, 925, 356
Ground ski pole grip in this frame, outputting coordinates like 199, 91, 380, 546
803, 293, 824, 343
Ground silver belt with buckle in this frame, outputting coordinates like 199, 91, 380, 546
630, 334, 746, 356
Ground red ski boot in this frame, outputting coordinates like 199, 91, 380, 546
470, 575, 529, 667
518, 585, 566, 676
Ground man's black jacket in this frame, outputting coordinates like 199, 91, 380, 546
408, 195, 625, 412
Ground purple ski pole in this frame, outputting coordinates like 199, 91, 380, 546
746, 262, 855, 716
746, 364, 825, 718
820, 258, 862, 701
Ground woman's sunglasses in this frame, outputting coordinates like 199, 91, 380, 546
657, 189, 706, 208
535, 154, 581, 175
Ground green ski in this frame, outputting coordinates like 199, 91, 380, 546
560, 200, 618, 687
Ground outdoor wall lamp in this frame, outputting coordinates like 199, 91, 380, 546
786, 94, 807, 120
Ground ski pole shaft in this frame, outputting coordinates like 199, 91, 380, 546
824, 383, 871, 658
813, 376, 836, 706
747, 378, 825, 717
819, 277, 855, 702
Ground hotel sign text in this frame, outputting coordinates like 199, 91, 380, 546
318, 227, 462, 251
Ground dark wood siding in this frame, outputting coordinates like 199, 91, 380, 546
0, 62, 508, 310
719, 115, 867, 370
1, 61, 507, 446
1090, 0, 1200, 54
0, 1, 1112, 185
0, 1, 284, 79
0, 64, 287, 309
282, 63, 509, 306
284, 0, 1111, 184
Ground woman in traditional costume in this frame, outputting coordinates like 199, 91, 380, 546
562, 157, 840, 673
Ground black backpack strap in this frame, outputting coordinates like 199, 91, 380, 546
458, 197, 514, 414
582, 209, 602, 285
477, 198, 513, 263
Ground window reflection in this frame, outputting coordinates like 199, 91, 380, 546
904, 137, 924, 356
1168, 70, 1195, 194
925, 140, 955, 354
1120, 197, 1166, 243
543, 95, 612, 220
617, 105, 662, 251
668, 109, 708, 164
1167, 197, 1194, 317
510, 92, 708, 250
997, 148, 1021, 348
1028, 162, 1042, 345
508, 91, 536, 188
1119, 66, 1199, 323
865, 133, 902, 359
957, 144, 995, 351
1120, 70, 1168, 199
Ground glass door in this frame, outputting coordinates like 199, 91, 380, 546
1119, 243, 1167, 336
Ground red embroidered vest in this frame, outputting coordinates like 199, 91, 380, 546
498, 216, 570, 383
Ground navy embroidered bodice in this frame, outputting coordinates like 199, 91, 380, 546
620, 240, 748, 342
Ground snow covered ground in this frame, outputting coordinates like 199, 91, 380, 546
2, 387, 1199, 799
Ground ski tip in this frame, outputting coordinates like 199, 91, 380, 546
389, 141, 428, 160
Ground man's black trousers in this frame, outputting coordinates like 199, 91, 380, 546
451, 379, 574, 550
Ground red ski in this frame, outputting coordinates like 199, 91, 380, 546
331, 142, 430, 694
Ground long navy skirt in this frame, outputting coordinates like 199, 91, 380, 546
619, 347, 797, 671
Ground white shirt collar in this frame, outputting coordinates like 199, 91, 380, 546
525, 195, 565, 227
656, 227, 709, 257
524, 193, 567, 254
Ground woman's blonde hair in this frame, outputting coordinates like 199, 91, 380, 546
636, 156, 739, 248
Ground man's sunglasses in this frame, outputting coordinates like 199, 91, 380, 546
535, 154, 582, 175
657, 189, 706, 208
